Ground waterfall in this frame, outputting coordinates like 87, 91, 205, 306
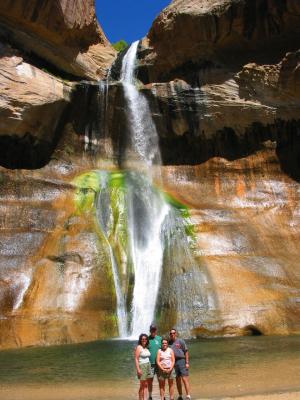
120, 42, 168, 336
95, 172, 128, 337
108, 247, 128, 337
126, 173, 169, 337
120, 41, 161, 168
89, 41, 196, 338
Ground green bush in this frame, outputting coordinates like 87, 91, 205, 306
112, 40, 128, 52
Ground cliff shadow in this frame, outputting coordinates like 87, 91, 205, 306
0, 100, 70, 169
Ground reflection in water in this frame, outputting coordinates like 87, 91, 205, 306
0, 336, 299, 399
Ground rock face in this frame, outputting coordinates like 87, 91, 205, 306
158, 147, 300, 336
135, 0, 300, 181
0, 0, 300, 348
135, 0, 300, 336
140, 0, 300, 83
0, 137, 119, 348
0, 0, 116, 168
0, 43, 72, 168
0, 1, 118, 346
0, 0, 115, 80
140, 51, 300, 178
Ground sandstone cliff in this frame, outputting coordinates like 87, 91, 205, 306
0, 0, 116, 80
0, 1, 118, 346
135, 0, 300, 180
0, 43, 73, 168
134, 0, 300, 336
0, 0, 299, 348
140, 0, 300, 83
0, 0, 116, 169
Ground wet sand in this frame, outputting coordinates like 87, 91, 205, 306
220, 393, 300, 400
191, 355, 300, 399
0, 385, 299, 400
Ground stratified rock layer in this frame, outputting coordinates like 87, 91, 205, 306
0, 44, 73, 168
0, 138, 299, 347
140, 0, 300, 83
0, 0, 300, 348
159, 145, 300, 336
0, 149, 118, 348
0, 0, 115, 80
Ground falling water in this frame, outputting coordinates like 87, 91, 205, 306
120, 40, 161, 167
108, 247, 128, 337
120, 42, 169, 336
126, 173, 170, 337
91, 41, 197, 338
95, 172, 128, 337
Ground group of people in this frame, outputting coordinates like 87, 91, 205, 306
135, 324, 191, 400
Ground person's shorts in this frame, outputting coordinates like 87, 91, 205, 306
138, 362, 152, 380
174, 359, 189, 377
158, 368, 176, 381
149, 363, 158, 378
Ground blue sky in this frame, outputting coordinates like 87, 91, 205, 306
95, 0, 171, 44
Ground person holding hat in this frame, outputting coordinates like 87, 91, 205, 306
147, 324, 162, 400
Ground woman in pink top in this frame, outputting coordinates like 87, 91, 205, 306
156, 338, 176, 400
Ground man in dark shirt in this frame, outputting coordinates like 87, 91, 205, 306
169, 328, 191, 400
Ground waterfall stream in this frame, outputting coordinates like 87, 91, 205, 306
120, 41, 161, 167
95, 172, 128, 337
91, 41, 196, 338
120, 41, 168, 336
126, 174, 169, 337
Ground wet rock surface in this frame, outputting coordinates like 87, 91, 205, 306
0, 155, 118, 348
159, 146, 300, 336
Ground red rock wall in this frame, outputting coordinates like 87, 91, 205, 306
0, 0, 116, 80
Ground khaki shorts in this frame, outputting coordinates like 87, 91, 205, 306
138, 362, 151, 380
149, 363, 158, 378
158, 368, 176, 381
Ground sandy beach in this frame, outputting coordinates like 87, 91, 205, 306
219, 392, 300, 400
0, 385, 299, 400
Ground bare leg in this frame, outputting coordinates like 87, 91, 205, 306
168, 378, 174, 399
181, 375, 191, 396
139, 380, 148, 400
138, 381, 143, 400
176, 376, 183, 397
147, 377, 153, 398
159, 379, 165, 400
